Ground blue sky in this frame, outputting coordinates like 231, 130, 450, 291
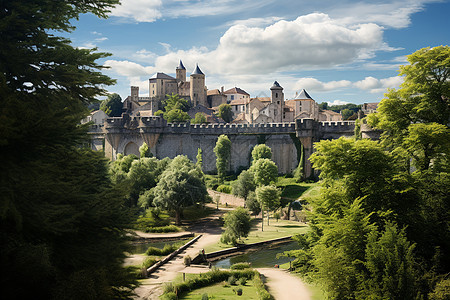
67, 0, 450, 105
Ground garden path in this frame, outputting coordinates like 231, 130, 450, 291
257, 268, 311, 300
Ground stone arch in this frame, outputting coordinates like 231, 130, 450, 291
124, 142, 140, 157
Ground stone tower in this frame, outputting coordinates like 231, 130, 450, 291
190, 64, 207, 107
270, 81, 284, 122
131, 86, 139, 101
176, 60, 186, 83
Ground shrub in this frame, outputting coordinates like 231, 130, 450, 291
161, 292, 177, 300
142, 257, 158, 269
144, 225, 180, 233
231, 262, 251, 270
201, 293, 209, 300
239, 277, 247, 286
227, 275, 237, 285
253, 275, 274, 300
163, 282, 175, 294
183, 255, 191, 266
217, 184, 232, 194
145, 241, 185, 256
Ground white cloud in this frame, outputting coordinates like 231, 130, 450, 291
295, 77, 352, 92
104, 60, 156, 77
159, 42, 171, 53
109, 0, 162, 22
354, 76, 403, 93
327, 100, 350, 106
95, 37, 108, 42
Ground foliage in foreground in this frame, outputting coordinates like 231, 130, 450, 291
0, 0, 138, 298
283, 46, 450, 300
221, 207, 252, 245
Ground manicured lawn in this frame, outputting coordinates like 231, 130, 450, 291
181, 281, 259, 299
204, 219, 309, 253
276, 177, 318, 200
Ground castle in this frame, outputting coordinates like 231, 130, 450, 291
121, 60, 342, 124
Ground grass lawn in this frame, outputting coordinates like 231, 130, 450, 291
181, 281, 259, 300
204, 219, 309, 253
276, 177, 318, 200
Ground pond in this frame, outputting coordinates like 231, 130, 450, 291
212, 241, 298, 268
129, 238, 190, 254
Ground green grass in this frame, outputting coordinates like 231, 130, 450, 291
276, 177, 318, 200
181, 205, 216, 221
204, 219, 309, 253
181, 281, 259, 299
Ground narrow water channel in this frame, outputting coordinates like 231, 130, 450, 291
129, 239, 190, 254
212, 241, 298, 268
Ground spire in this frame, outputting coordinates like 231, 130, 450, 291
191, 64, 204, 75
176, 60, 186, 70
270, 81, 282, 90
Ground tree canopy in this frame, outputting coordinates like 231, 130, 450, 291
251, 144, 272, 162
214, 134, 231, 181
153, 155, 208, 225
191, 112, 207, 124
250, 158, 278, 186
100, 93, 123, 117
220, 207, 251, 245
284, 46, 450, 299
217, 103, 233, 123
232, 170, 256, 200
162, 93, 190, 122
0, 0, 137, 298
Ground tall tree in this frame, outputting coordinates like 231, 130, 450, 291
217, 103, 233, 123
214, 134, 231, 181
100, 93, 123, 116
220, 207, 251, 245
251, 144, 272, 162
162, 93, 190, 122
256, 185, 281, 228
250, 158, 278, 186
232, 170, 256, 200
153, 155, 208, 225
0, 1, 137, 298
196, 148, 203, 170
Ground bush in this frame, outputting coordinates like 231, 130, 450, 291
227, 275, 237, 285
134, 208, 171, 231
145, 242, 182, 256
161, 292, 177, 300
163, 282, 175, 294
217, 184, 232, 194
201, 293, 209, 300
142, 257, 158, 269
231, 263, 251, 270
184, 255, 191, 266
239, 277, 247, 286
253, 275, 274, 300
144, 225, 181, 233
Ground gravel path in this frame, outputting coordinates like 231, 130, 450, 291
257, 268, 311, 300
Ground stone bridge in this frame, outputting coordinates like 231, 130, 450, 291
101, 114, 379, 178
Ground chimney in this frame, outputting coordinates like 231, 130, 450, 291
221, 86, 224, 93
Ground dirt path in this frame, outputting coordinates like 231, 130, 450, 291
257, 268, 311, 300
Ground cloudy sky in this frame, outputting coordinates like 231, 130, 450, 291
68, 0, 449, 105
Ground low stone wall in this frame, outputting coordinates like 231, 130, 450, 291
208, 190, 245, 207
146, 234, 202, 275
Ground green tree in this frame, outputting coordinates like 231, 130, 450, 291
164, 93, 189, 112
256, 185, 281, 228
192, 112, 207, 124
245, 191, 261, 216
100, 93, 123, 117
153, 155, 208, 225
217, 103, 233, 123
250, 158, 278, 186
251, 144, 272, 162
127, 157, 159, 206
214, 134, 231, 181
220, 207, 251, 245
341, 108, 354, 120
0, 0, 137, 298
232, 170, 256, 200
293, 144, 304, 182
196, 148, 203, 170
164, 108, 190, 123
139, 142, 152, 158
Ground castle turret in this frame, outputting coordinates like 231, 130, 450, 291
270, 81, 284, 122
190, 64, 207, 107
131, 86, 139, 100
176, 60, 186, 83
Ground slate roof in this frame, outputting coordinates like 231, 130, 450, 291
223, 87, 250, 96
271, 81, 283, 89
177, 60, 186, 70
294, 89, 313, 100
191, 64, 204, 75
149, 72, 176, 80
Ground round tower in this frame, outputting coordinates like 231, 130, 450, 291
176, 60, 186, 83
190, 64, 206, 107
270, 81, 284, 122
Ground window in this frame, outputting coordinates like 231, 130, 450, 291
231, 95, 234, 100
277, 101, 280, 104
276, 93, 278, 98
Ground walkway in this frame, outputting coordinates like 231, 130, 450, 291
257, 268, 311, 300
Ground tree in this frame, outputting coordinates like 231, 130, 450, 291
245, 192, 261, 216
251, 144, 272, 162
220, 207, 251, 245
162, 93, 190, 122
100, 93, 123, 117
256, 185, 281, 228
192, 112, 207, 124
153, 155, 208, 225
214, 134, 231, 181
341, 108, 354, 120
127, 157, 159, 206
250, 158, 278, 186
196, 148, 203, 170
293, 144, 304, 182
164, 108, 190, 123
139, 142, 152, 158
217, 103, 233, 123
232, 170, 256, 200
0, 0, 138, 298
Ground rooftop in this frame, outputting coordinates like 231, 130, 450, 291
149, 72, 176, 80
191, 64, 204, 75
294, 89, 313, 100
223, 87, 250, 95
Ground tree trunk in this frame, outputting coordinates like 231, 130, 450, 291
287, 202, 292, 220
267, 210, 270, 226
261, 209, 264, 232
175, 210, 182, 225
